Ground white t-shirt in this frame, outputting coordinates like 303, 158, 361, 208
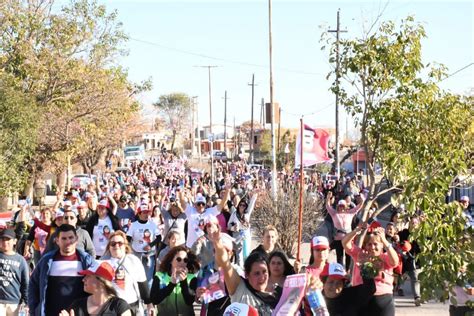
107, 255, 147, 304
185, 205, 219, 248
127, 220, 159, 253
93, 217, 114, 256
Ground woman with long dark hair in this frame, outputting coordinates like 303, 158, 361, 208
227, 191, 258, 266
150, 245, 200, 316
266, 251, 295, 292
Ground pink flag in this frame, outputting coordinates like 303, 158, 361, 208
295, 125, 332, 167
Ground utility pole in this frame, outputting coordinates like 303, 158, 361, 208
329, 9, 347, 180
268, 0, 277, 198
223, 90, 229, 155
195, 65, 218, 188
233, 116, 236, 158
277, 106, 281, 152
248, 74, 257, 164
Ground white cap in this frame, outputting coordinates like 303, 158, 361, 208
460, 196, 470, 203
195, 195, 206, 204
224, 303, 258, 316
311, 236, 329, 250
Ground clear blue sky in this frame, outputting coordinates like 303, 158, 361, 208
98, 0, 473, 130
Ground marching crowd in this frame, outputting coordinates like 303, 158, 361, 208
0, 152, 472, 316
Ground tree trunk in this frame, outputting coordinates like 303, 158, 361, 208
171, 130, 176, 152
0, 196, 9, 212
56, 169, 66, 193
82, 161, 91, 174
22, 175, 36, 199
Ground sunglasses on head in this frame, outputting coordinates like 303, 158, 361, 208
175, 256, 188, 263
110, 241, 124, 247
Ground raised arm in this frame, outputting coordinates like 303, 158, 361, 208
341, 224, 364, 253
375, 227, 399, 267
208, 229, 241, 295
217, 183, 232, 211
325, 191, 336, 216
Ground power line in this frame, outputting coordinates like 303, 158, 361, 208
129, 37, 325, 76
281, 101, 335, 117
439, 62, 474, 82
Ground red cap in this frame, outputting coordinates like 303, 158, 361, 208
321, 263, 348, 281
78, 261, 115, 281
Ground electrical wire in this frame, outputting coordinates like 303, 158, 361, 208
129, 37, 326, 76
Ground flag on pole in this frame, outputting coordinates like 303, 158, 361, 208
295, 125, 332, 168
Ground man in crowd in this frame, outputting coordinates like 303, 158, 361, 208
0, 228, 29, 316
44, 208, 95, 257
28, 224, 95, 316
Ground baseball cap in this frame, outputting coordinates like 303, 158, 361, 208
311, 236, 329, 250
224, 303, 258, 316
0, 228, 16, 239
337, 200, 347, 207
63, 200, 72, 208
460, 196, 470, 203
195, 195, 206, 204
78, 261, 115, 282
119, 195, 128, 202
321, 263, 348, 281
55, 209, 65, 219
98, 199, 109, 208
138, 204, 150, 213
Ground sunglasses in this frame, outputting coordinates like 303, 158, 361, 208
196, 202, 205, 206
110, 241, 125, 247
63, 216, 76, 220
175, 256, 188, 263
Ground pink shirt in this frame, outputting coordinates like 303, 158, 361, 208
346, 245, 396, 296
326, 204, 362, 240
217, 213, 228, 233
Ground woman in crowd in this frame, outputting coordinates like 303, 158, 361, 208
294, 236, 330, 316
326, 191, 365, 269
157, 229, 182, 266
24, 207, 53, 264
60, 261, 132, 316
208, 228, 282, 316
250, 225, 280, 260
127, 203, 161, 287
150, 245, 200, 316
266, 251, 295, 292
86, 198, 120, 259
342, 224, 398, 316
101, 231, 154, 316
227, 191, 258, 266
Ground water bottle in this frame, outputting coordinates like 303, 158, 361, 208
18, 304, 28, 316
306, 289, 329, 316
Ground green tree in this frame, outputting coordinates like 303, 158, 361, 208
0, 73, 38, 196
324, 16, 474, 301
153, 93, 192, 152
0, 0, 141, 191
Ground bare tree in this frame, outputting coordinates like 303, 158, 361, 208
252, 188, 326, 256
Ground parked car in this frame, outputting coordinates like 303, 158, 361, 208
212, 150, 227, 162
71, 174, 97, 188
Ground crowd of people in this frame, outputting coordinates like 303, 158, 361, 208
0, 151, 472, 316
